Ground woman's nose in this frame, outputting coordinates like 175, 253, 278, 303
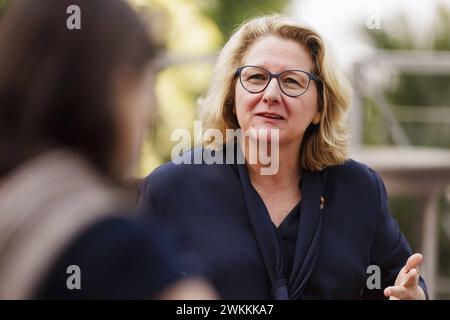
262, 78, 281, 104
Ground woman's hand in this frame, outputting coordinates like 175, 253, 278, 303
384, 253, 426, 300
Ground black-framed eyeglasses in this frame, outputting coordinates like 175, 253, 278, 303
235, 65, 321, 97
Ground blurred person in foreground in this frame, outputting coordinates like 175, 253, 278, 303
138, 15, 428, 300
0, 0, 215, 299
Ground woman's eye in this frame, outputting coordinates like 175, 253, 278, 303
248, 73, 266, 80
284, 77, 299, 85
283, 77, 304, 88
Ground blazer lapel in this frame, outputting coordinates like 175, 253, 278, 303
231, 143, 326, 299
232, 139, 289, 299
236, 162, 289, 299
289, 169, 326, 299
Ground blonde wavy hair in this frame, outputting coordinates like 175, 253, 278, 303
197, 15, 352, 171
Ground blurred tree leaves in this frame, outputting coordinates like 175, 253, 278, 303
197, 0, 290, 41
433, 6, 450, 50
363, 4, 450, 148
0, 0, 8, 14
363, 4, 450, 298
366, 15, 416, 50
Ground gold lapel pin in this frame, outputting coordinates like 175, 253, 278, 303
320, 196, 325, 210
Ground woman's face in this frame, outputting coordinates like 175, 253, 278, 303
113, 65, 155, 179
234, 35, 320, 148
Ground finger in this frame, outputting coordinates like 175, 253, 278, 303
384, 287, 400, 300
402, 268, 419, 288
384, 287, 391, 298
405, 253, 423, 272
384, 286, 410, 300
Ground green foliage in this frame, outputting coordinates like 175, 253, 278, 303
364, 4, 450, 297
384, 74, 450, 107
439, 194, 450, 274
362, 97, 391, 145
363, 5, 450, 148
389, 197, 423, 252
0, 0, 9, 14
433, 4, 450, 50
365, 15, 416, 50
198, 0, 290, 42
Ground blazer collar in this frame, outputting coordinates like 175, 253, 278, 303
233, 145, 326, 299
289, 169, 326, 299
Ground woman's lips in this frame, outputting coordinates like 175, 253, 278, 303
255, 112, 285, 121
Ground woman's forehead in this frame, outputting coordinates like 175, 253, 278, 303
242, 35, 313, 71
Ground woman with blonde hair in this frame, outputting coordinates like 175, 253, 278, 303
139, 15, 427, 300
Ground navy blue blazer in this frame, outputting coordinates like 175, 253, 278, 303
138, 147, 428, 299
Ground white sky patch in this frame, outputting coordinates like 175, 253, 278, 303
288, 0, 450, 71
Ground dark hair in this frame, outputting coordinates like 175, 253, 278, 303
0, 0, 156, 178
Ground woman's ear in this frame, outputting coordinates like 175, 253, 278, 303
312, 113, 321, 125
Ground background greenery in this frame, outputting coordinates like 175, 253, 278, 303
363, 4, 450, 298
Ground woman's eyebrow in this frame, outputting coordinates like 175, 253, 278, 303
245, 63, 306, 71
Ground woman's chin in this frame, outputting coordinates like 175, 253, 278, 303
243, 126, 280, 145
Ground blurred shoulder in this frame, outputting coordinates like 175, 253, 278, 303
140, 147, 233, 197
324, 158, 383, 191
38, 214, 182, 299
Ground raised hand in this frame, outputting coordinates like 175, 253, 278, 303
384, 253, 426, 300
